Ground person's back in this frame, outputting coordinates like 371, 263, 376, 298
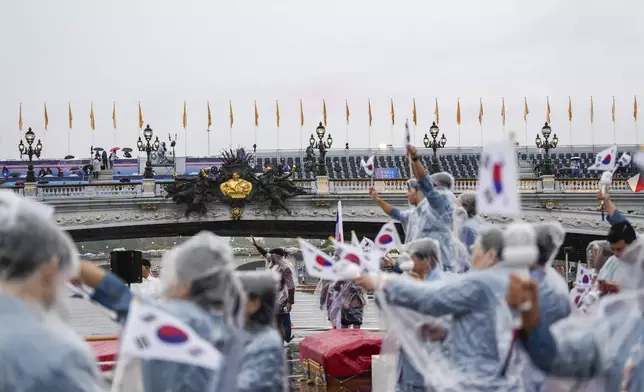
0, 295, 102, 392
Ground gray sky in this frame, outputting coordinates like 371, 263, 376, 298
1, 0, 643, 159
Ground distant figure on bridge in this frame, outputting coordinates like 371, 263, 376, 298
251, 236, 295, 343
92, 156, 100, 179
1, 166, 8, 178
0, 190, 104, 391
236, 270, 287, 392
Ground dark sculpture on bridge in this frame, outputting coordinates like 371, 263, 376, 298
164, 148, 308, 218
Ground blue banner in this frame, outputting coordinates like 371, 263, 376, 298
376, 167, 399, 179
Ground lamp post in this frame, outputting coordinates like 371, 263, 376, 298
18, 127, 42, 183
423, 122, 447, 172
535, 122, 558, 176
137, 124, 159, 179
309, 122, 333, 177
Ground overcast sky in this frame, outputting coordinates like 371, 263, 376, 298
1, 0, 643, 159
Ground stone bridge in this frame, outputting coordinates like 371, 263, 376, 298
7, 176, 644, 261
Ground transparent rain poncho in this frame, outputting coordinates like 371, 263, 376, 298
112, 231, 246, 392
531, 239, 644, 392
405, 172, 471, 273
374, 223, 538, 391
0, 190, 104, 392
235, 270, 287, 392
576, 241, 614, 314
265, 252, 297, 314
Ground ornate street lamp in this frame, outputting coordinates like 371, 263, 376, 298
137, 124, 156, 179
423, 122, 447, 172
309, 122, 333, 176
18, 127, 42, 183
535, 122, 558, 175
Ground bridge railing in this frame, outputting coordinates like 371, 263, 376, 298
6, 177, 633, 200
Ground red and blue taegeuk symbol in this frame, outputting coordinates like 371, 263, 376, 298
492, 162, 503, 194
378, 233, 393, 245
344, 253, 360, 264
601, 154, 612, 165
157, 325, 189, 344
315, 255, 333, 267
582, 275, 589, 284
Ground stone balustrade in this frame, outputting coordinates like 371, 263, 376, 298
3, 176, 635, 201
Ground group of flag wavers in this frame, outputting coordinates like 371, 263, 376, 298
297, 122, 644, 391
1, 129, 644, 391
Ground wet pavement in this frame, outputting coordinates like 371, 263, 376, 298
69, 291, 382, 391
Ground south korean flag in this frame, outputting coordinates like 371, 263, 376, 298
119, 300, 222, 370
477, 141, 521, 216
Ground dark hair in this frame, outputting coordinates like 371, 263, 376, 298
141, 259, 151, 268
237, 271, 277, 327
535, 226, 556, 266
269, 248, 288, 257
607, 221, 637, 245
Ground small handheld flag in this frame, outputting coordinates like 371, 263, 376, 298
627, 174, 644, 193
477, 141, 521, 216
588, 146, 618, 171
374, 222, 402, 254
299, 239, 338, 280
119, 301, 222, 370
360, 156, 375, 176
351, 231, 360, 248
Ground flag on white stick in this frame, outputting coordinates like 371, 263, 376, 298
404, 118, 411, 147
119, 301, 222, 370
299, 239, 339, 281
374, 222, 402, 254
589, 146, 618, 171
335, 201, 344, 243
350, 231, 360, 248
477, 141, 521, 216
616, 152, 632, 168
330, 239, 367, 279
627, 174, 644, 192
360, 156, 375, 176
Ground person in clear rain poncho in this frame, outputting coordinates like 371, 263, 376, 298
356, 223, 539, 391
510, 234, 644, 392
520, 223, 573, 392
236, 270, 287, 392
0, 191, 104, 392
456, 191, 483, 254
369, 145, 469, 274
77, 231, 246, 392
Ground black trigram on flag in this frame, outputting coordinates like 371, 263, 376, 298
188, 347, 205, 357
135, 335, 150, 350
141, 313, 157, 323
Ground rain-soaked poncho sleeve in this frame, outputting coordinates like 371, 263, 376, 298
389, 206, 412, 227
417, 173, 451, 217
236, 327, 286, 392
520, 316, 602, 379
607, 209, 627, 225
90, 271, 134, 323
384, 275, 488, 317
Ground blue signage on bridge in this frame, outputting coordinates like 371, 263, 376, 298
376, 168, 399, 179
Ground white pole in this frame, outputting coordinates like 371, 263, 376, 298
277, 126, 280, 160
207, 129, 211, 156
184, 128, 188, 157
636, 121, 640, 147
229, 126, 232, 149
254, 125, 258, 152
613, 121, 617, 145
113, 128, 117, 147
458, 125, 462, 152
68, 129, 71, 156
368, 125, 372, 154
299, 125, 303, 167
569, 121, 573, 154
345, 121, 348, 150
591, 122, 595, 152
390, 124, 394, 148
480, 124, 483, 147
413, 125, 416, 147
524, 121, 529, 153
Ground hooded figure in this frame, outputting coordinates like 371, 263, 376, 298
521, 223, 572, 392
356, 223, 539, 391
515, 238, 644, 392
0, 191, 104, 392
81, 231, 246, 392
456, 191, 483, 253
576, 241, 614, 314
236, 270, 286, 392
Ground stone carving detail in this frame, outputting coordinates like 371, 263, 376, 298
164, 148, 308, 216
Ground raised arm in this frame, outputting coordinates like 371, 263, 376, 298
407, 145, 427, 180
382, 274, 485, 317
251, 236, 268, 257
369, 187, 411, 225
78, 261, 132, 324
598, 189, 628, 224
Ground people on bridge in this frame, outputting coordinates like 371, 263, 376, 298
236, 270, 287, 392
0, 190, 104, 392
251, 236, 295, 343
77, 231, 246, 392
